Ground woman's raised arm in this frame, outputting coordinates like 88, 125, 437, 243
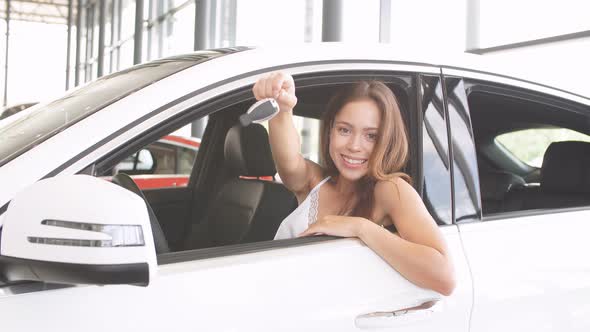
252, 72, 314, 196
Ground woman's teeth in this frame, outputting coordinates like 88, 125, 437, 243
343, 156, 367, 164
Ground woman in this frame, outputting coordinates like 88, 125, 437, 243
252, 71, 456, 296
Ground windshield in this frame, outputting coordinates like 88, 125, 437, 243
0, 48, 249, 167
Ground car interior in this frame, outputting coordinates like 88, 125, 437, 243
100, 76, 590, 253
101, 76, 414, 253
469, 89, 590, 216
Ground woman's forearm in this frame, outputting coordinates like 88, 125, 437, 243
356, 219, 456, 295
268, 110, 304, 176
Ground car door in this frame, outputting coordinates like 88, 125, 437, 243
443, 70, 590, 332
1, 60, 472, 331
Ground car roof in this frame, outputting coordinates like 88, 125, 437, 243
226, 43, 588, 102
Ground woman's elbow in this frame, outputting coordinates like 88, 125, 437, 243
434, 270, 456, 296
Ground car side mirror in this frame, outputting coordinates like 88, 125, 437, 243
114, 148, 156, 175
0, 175, 157, 286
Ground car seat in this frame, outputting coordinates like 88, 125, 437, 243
502, 141, 590, 212
184, 124, 298, 249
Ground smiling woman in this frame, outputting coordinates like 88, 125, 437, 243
253, 71, 456, 296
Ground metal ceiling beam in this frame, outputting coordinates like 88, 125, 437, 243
3, 0, 68, 7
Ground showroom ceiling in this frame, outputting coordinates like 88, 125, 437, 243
0, 0, 74, 25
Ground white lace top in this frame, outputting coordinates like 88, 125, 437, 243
274, 177, 331, 240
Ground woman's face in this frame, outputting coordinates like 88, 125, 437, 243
329, 98, 381, 182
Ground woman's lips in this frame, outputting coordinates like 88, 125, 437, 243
341, 154, 367, 168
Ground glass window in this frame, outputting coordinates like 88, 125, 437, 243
496, 128, 590, 168
110, 134, 199, 188
178, 146, 198, 174
259, 115, 321, 164
150, 144, 177, 174
420, 76, 452, 225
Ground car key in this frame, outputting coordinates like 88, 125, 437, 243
239, 98, 280, 127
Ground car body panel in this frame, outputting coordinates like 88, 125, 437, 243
1, 227, 471, 331
459, 209, 590, 332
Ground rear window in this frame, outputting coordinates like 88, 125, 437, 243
0, 48, 248, 167
496, 128, 590, 167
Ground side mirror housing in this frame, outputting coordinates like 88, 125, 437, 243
0, 175, 157, 286
114, 148, 156, 175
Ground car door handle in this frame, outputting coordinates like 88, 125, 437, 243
355, 299, 442, 329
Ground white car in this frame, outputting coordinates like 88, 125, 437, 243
0, 44, 589, 331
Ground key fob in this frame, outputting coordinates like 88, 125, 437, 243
239, 98, 280, 127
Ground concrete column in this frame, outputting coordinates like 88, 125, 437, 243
322, 0, 343, 42
379, 0, 391, 43
194, 0, 211, 50
3, 0, 10, 106
97, 0, 106, 76
134, 0, 144, 64
66, 0, 73, 89
465, 0, 480, 51
192, 0, 215, 138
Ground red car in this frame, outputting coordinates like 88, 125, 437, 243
112, 135, 271, 189
113, 135, 200, 189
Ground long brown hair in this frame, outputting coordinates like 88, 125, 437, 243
319, 81, 411, 219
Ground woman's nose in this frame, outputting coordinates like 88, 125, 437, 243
346, 134, 362, 151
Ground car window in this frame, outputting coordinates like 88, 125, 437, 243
464, 79, 590, 217
496, 128, 590, 168
260, 115, 321, 166
109, 128, 201, 189
95, 72, 419, 257
177, 146, 198, 174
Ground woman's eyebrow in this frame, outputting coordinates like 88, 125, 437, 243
334, 121, 378, 130
334, 120, 352, 126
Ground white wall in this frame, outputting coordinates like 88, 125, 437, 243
476, 0, 590, 97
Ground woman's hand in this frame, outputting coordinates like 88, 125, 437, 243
299, 215, 370, 238
252, 71, 298, 112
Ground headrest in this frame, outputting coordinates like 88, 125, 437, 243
224, 124, 276, 177
480, 171, 526, 200
541, 141, 590, 193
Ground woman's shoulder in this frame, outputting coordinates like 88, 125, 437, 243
372, 176, 423, 222
373, 176, 417, 205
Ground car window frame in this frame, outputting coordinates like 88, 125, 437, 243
442, 68, 590, 222
161, 69, 432, 264
56, 63, 447, 265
